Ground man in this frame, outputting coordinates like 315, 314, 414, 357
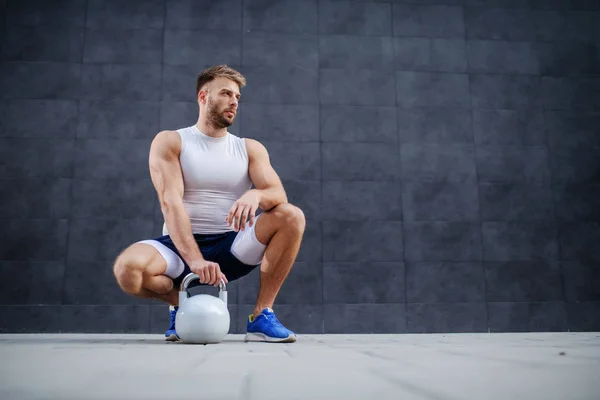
113, 65, 305, 343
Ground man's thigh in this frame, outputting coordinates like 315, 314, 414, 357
215, 216, 266, 281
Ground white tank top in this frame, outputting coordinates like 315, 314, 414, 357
162, 125, 253, 235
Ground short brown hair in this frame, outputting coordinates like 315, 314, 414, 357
196, 65, 246, 96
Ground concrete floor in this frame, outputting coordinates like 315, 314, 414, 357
0, 332, 599, 400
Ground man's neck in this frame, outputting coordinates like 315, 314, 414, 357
196, 120, 227, 138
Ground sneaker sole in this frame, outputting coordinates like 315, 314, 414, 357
245, 332, 297, 343
165, 333, 179, 342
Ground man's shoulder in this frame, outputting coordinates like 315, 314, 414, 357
243, 137, 269, 160
243, 137, 266, 149
155, 125, 194, 139
151, 130, 182, 153
153, 129, 181, 142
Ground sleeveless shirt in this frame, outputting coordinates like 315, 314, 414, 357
161, 125, 253, 235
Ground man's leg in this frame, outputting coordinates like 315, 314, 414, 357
113, 243, 179, 306
251, 203, 306, 317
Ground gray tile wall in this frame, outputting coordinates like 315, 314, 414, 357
0, 0, 598, 334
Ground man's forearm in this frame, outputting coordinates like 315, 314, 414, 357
253, 187, 287, 211
162, 201, 204, 265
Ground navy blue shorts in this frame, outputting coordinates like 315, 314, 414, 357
151, 231, 261, 289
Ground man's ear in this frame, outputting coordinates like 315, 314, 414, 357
198, 88, 209, 105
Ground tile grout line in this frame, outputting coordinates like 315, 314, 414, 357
317, 0, 325, 335
60, 0, 91, 310
2, 0, 6, 38
157, 0, 168, 211
157, 0, 166, 135
462, 3, 490, 333
390, 1, 409, 334
542, 65, 569, 331
149, 0, 168, 334
237, 0, 245, 333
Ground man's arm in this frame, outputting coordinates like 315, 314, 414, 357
245, 138, 287, 211
149, 131, 204, 266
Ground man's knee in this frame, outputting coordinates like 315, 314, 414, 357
274, 203, 306, 233
113, 246, 151, 294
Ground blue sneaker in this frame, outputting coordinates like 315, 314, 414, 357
165, 305, 179, 341
245, 308, 297, 343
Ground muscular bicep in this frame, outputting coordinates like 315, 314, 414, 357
246, 139, 283, 190
149, 131, 184, 209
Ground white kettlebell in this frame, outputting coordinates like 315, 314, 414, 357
175, 272, 230, 344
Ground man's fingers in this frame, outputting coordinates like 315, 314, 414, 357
226, 203, 238, 226
248, 207, 256, 227
214, 263, 224, 285
233, 204, 247, 231
207, 265, 215, 285
229, 202, 258, 231
198, 268, 207, 283
213, 265, 220, 285
229, 201, 244, 226
239, 206, 250, 231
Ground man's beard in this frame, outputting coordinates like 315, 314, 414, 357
207, 98, 233, 129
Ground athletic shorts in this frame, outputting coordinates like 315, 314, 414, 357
136, 214, 266, 289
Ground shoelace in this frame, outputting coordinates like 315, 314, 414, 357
264, 312, 285, 328
169, 309, 177, 329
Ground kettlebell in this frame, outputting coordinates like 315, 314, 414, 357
175, 272, 230, 344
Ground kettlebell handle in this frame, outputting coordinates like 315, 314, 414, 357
180, 272, 227, 292
178, 272, 228, 306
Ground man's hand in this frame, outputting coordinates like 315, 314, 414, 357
226, 190, 260, 232
189, 260, 228, 286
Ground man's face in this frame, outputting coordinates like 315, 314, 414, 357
204, 78, 240, 129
